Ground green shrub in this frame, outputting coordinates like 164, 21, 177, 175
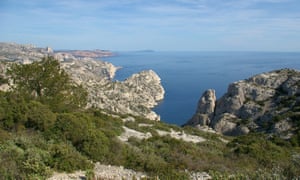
26, 101, 56, 131
0, 92, 28, 131
0, 141, 25, 179
0, 133, 53, 179
227, 133, 294, 175
49, 142, 93, 172
52, 113, 111, 161
92, 110, 123, 137
22, 147, 52, 178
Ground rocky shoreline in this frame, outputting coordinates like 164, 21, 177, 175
0, 42, 164, 120
186, 68, 300, 137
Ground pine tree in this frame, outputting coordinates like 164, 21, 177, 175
7, 56, 87, 112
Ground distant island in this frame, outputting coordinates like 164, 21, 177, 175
134, 50, 155, 53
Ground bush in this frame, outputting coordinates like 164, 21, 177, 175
0, 133, 52, 179
0, 141, 25, 179
0, 92, 28, 131
49, 142, 93, 172
52, 113, 111, 162
92, 110, 123, 137
26, 101, 56, 131
22, 147, 52, 178
0, 93, 57, 132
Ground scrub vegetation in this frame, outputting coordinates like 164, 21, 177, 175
0, 57, 300, 179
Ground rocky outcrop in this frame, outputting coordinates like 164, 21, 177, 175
187, 69, 300, 137
0, 61, 9, 91
0, 42, 164, 120
86, 70, 164, 120
185, 89, 216, 126
156, 129, 206, 143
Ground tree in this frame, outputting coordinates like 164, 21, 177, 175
7, 56, 87, 112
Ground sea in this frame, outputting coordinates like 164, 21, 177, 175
102, 51, 300, 125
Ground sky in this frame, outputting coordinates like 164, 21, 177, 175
0, 0, 300, 51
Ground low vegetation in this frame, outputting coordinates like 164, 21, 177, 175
0, 57, 300, 179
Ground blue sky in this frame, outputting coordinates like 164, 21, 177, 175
0, 0, 300, 51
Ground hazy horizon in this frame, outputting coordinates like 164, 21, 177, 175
1, 0, 300, 52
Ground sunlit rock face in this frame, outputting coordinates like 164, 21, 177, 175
86, 69, 165, 120
185, 89, 216, 126
187, 69, 300, 137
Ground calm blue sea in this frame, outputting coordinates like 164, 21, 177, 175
102, 51, 300, 125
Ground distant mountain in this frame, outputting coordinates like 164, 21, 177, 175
134, 50, 155, 53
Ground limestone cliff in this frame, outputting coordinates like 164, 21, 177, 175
86, 70, 164, 120
0, 42, 164, 120
187, 69, 300, 137
186, 89, 216, 127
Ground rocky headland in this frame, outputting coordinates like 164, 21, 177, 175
55, 49, 113, 58
0, 42, 164, 120
186, 69, 300, 137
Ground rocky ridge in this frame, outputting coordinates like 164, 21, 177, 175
55, 49, 113, 58
186, 69, 300, 137
0, 42, 164, 120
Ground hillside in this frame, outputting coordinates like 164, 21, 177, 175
1, 84, 299, 179
0, 43, 300, 179
0, 42, 164, 120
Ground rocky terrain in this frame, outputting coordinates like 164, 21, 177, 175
55, 49, 113, 58
48, 162, 148, 180
86, 69, 164, 120
48, 162, 211, 180
186, 69, 300, 137
0, 42, 164, 120
118, 116, 206, 143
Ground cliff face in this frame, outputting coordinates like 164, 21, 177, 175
0, 42, 164, 120
187, 89, 216, 127
187, 69, 300, 137
86, 70, 164, 120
